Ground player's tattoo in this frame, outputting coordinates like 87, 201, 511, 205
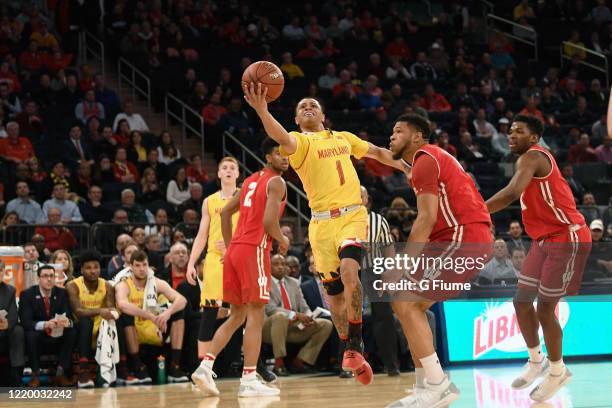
350, 283, 363, 321
330, 308, 348, 338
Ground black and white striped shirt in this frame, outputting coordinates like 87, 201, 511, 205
363, 210, 394, 269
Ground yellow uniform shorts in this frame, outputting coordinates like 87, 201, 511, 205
309, 206, 368, 282
135, 318, 163, 346
201, 252, 223, 306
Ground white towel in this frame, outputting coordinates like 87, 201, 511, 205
111, 267, 158, 313
95, 317, 120, 384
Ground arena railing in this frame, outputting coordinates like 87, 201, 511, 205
222, 131, 309, 241
561, 41, 609, 89
165, 93, 205, 156
3, 223, 91, 252
78, 31, 105, 78
117, 57, 152, 122
485, 14, 538, 61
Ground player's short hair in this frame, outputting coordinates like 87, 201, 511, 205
295, 97, 325, 113
130, 250, 148, 264
37, 264, 55, 277
261, 137, 280, 156
79, 250, 101, 266
218, 156, 239, 168
396, 113, 430, 140
512, 114, 543, 138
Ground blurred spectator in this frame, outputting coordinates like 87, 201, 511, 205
132, 227, 146, 250
56, 74, 82, 116
145, 208, 172, 251
478, 239, 516, 283
586, 219, 612, 277
564, 97, 595, 129
143, 149, 167, 183
436, 132, 457, 157
0, 82, 20, 119
419, 84, 451, 112
74, 90, 105, 125
159, 242, 189, 289
71, 162, 94, 199
0, 61, 21, 93
113, 119, 131, 147
591, 0, 612, 23
591, 114, 608, 145
492, 118, 511, 158
318, 63, 340, 91
138, 167, 164, 203
15, 100, 44, 141
510, 248, 526, 276
112, 100, 149, 132
93, 155, 115, 184
0, 259, 24, 387
106, 234, 134, 278
449, 82, 478, 112
120, 189, 153, 224
585, 79, 606, 114
202, 92, 226, 136
282, 17, 305, 41
157, 131, 182, 165
0, 122, 33, 164
563, 30, 586, 60
166, 167, 192, 206
187, 81, 208, 112
385, 56, 411, 83
410, 51, 437, 81
34, 208, 77, 252
6, 181, 44, 224
490, 42, 515, 71
221, 97, 254, 137
42, 184, 83, 223
18, 40, 44, 72
457, 131, 484, 163
297, 40, 323, 59
562, 163, 586, 200
93, 74, 120, 114
113, 147, 139, 183
596, 137, 612, 164
473, 108, 497, 140
514, 0, 535, 21
568, 134, 598, 164
385, 35, 411, 61
127, 131, 147, 165
78, 185, 112, 224
49, 249, 74, 286
358, 75, 382, 110
62, 125, 93, 172
519, 97, 545, 124
280, 52, 305, 80
581, 193, 602, 225
185, 155, 207, 184
505, 220, 531, 254
178, 183, 204, 215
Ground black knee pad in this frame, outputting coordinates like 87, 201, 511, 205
339, 244, 363, 264
322, 277, 345, 296
119, 313, 135, 328
198, 307, 218, 342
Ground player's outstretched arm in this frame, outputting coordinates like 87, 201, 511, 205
156, 279, 187, 313
364, 143, 406, 171
186, 197, 211, 284
220, 189, 241, 248
264, 177, 290, 252
485, 152, 540, 214
243, 82, 298, 154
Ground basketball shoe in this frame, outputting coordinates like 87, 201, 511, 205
530, 368, 572, 402
191, 364, 220, 396
511, 358, 549, 389
237, 377, 280, 397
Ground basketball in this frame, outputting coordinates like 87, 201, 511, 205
241, 60, 284, 102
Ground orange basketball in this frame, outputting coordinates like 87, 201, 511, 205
242, 61, 284, 103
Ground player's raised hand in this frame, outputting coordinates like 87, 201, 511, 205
243, 82, 269, 114
186, 263, 197, 285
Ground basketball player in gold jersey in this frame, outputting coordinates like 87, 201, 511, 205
66, 250, 119, 388
243, 82, 403, 384
186, 157, 240, 359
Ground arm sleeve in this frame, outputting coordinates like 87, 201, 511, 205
342, 131, 369, 159
411, 154, 439, 196
279, 132, 310, 169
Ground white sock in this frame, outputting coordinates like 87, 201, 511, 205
241, 368, 257, 381
549, 359, 565, 376
415, 367, 425, 387
419, 353, 445, 385
200, 354, 215, 370
528, 345, 544, 363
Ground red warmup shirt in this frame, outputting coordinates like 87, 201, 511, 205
231, 168, 286, 249
411, 144, 491, 238
520, 145, 586, 240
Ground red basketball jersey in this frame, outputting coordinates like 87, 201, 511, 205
412, 144, 491, 239
231, 167, 286, 248
520, 145, 585, 240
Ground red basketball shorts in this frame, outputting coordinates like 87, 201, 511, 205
223, 243, 272, 305
398, 223, 493, 301
519, 224, 592, 300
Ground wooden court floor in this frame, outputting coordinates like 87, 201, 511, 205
2, 361, 611, 408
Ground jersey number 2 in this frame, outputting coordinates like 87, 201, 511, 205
243, 182, 257, 207
336, 160, 345, 185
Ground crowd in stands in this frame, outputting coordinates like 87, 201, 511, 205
2, 0, 612, 389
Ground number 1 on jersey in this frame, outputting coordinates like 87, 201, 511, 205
336, 160, 345, 185
243, 182, 257, 207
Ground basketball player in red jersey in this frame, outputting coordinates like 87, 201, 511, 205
386, 114, 493, 408
191, 138, 289, 398
486, 115, 591, 402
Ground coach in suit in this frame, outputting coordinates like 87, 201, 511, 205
0, 260, 25, 386
264, 254, 333, 377
19, 264, 76, 387
61, 124, 94, 172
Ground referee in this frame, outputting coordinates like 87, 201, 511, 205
360, 186, 400, 376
